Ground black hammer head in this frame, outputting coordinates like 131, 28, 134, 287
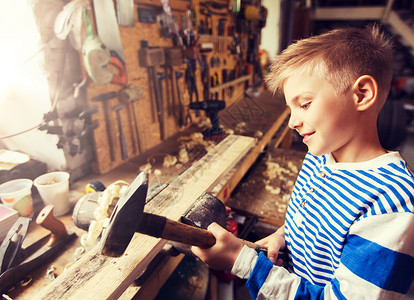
99, 172, 148, 257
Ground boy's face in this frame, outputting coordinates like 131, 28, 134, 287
283, 72, 359, 158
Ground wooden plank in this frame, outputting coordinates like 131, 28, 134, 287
34, 135, 255, 299
386, 11, 414, 50
209, 75, 252, 94
212, 108, 290, 201
212, 91, 290, 202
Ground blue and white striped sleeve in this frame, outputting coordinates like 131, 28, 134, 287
232, 212, 414, 299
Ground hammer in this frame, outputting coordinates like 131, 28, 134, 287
113, 104, 128, 161
99, 172, 267, 257
92, 92, 117, 161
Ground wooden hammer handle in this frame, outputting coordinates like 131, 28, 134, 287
163, 219, 216, 248
164, 219, 268, 252
139, 213, 267, 252
36, 204, 68, 246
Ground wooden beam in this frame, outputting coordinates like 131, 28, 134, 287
34, 135, 255, 299
386, 11, 414, 51
212, 108, 290, 202
209, 75, 252, 94
314, 6, 384, 20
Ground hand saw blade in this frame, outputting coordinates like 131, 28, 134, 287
93, 0, 125, 63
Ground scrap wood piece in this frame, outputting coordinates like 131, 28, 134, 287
34, 135, 255, 300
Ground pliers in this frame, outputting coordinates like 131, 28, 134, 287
0, 205, 76, 293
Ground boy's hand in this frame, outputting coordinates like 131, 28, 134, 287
191, 222, 243, 271
256, 225, 286, 265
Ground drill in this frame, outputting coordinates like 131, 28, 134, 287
189, 100, 226, 140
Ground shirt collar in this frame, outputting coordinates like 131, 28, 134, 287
324, 151, 403, 170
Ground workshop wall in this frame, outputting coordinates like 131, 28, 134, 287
85, 0, 266, 173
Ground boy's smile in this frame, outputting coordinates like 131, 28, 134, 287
283, 72, 360, 160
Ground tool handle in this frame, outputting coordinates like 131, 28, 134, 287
164, 219, 268, 252
163, 219, 216, 248
36, 205, 68, 247
139, 213, 267, 252
120, 131, 128, 160
109, 55, 128, 86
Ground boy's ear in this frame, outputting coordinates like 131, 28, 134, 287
352, 75, 378, 111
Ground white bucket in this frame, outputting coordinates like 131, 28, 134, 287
34, 171, 70, 216
0, 178, 33, 217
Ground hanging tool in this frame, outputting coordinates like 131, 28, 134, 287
181, 8, 199, 118
113, 104, 129, 160
79, 121, 99, 154
117, 94, 137, 155
175, 71, 191, 127
189, 100, 226, 141
98, 172, 269, 257
158, 0, 183, 46
82, 8, 112, 85
93, 0, 127, 85
119, 85, 144, 153
138, 7, 157, 24
201, 54, 210, 102
78, 107, 99, 154
82, 7, 126, 85
164, 47, 183, 122
116, 0, 134, 27
92, 92, 117, 161
157, 72, 169, 116
210, 72, 221, 100
185, 59, 200, 117
139, 41, 167, 140
0, 205, 76, 293
77, 107, 99, 153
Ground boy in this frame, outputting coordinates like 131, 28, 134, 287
192, 26, 414, 299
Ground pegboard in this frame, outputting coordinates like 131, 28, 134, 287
85, 0, 264, 173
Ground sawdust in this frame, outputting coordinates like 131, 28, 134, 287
229, 149, 305, 225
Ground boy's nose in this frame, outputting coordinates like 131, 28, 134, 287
288, 113, 302, 129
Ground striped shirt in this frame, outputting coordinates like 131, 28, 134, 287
232, 151, 414, 299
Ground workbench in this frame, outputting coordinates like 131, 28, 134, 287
6, 90, 298, 299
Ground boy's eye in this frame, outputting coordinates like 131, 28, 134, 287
300, 102, 311, 109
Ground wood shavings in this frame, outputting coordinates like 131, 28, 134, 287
265, 185, 281, 194
235, 122, 247, 134
228, 149, 306, 224
139, 162, 152, 173
224, 128, 235, 135
163, 154, 177, 168
254, 130, 263, 139
80, 180, 129, 250
204, 143, 215, 152
287, 161, 299, 174
282, 194, 291, 203
178, 148, 189, 163
277, 204, 287, 213
197, 118, 211, 128
176, 132, 215, 163
263, 161, 295, 179
191, 132, 204, 141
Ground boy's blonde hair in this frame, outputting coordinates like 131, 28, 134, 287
266, 25, 394, 106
